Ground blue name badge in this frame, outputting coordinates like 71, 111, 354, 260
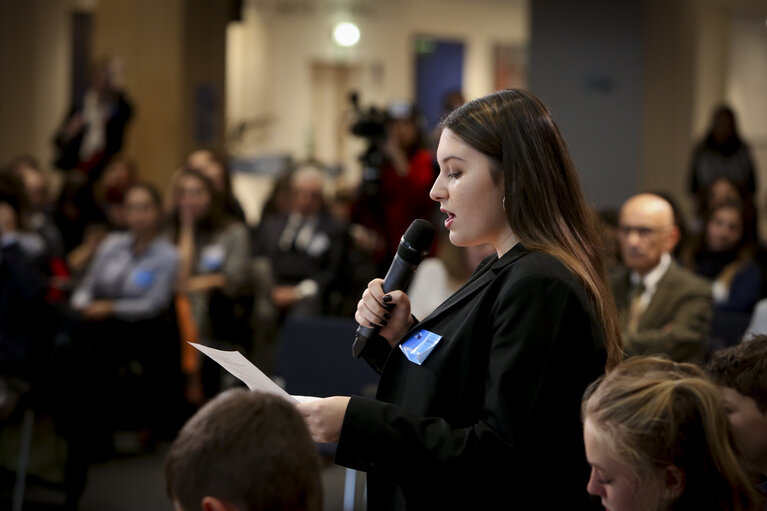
132, 268, 155, 288
399, 329, 443, 365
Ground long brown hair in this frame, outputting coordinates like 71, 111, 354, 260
583, 356, 763, 511
442, 89, 622, 370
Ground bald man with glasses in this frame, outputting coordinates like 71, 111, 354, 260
610, 193, 712, 362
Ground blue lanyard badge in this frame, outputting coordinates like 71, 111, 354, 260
399, 329, 443, 365
132, 268, 155, 288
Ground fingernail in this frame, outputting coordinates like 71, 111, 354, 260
383, 312, 391, 319
383, 294, 392, 303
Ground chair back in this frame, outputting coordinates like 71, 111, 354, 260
273, 315, 377, 398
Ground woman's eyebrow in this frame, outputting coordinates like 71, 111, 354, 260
440, 155, 467, 165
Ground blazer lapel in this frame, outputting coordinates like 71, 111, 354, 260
415, 244, 529, 329
638, 261, 679, 329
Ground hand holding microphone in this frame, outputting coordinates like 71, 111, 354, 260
353, 219, 435, 357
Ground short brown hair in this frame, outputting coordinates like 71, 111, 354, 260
165, 389, 322, 511
705, 336, 767, 414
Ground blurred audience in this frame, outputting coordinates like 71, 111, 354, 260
610, 193, 712, 362
683, 199, 761, 346
689, 105, 756, 207
55, 155, 137, 269
70, 182, 179, 324
0, 171, 52, 382
651, 190, 692, 261
350, 100, 435, 271
8, 155, 66, 260
53, 55, 133, 180
597, 208, 620, 271
61, 182, 182, 505
691, 176, 758, 242
259, 166, 295, 223
187, 148, 247, 223
168, 168, 251, 401
253, 163, 348, 319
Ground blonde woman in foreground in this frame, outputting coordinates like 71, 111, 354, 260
582, 356, 763, 511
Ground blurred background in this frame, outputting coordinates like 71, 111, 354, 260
2, 0, 765, 221
1, 0, 766, 509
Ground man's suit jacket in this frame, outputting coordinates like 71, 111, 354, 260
610, 260, 712, 363
252, 213, 347, 309
335, 244, 607, 510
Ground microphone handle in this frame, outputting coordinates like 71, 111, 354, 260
352, 254, 418, 358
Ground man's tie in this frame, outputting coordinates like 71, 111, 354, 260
627, 281, 646, 334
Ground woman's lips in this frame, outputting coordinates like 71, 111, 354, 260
444, 212, 455, 228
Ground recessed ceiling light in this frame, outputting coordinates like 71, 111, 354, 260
333, 22, 360, 47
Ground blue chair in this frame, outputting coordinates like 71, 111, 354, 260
272, 315, 378, 510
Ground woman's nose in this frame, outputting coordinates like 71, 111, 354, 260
429, 175, 445, 202
586, 469, 605, 497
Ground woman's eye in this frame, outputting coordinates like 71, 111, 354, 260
447, 171, 462, 179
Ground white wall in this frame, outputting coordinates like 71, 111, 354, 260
528, 0, 644, 211
0, 0, 74, 176
226, 0, 529, 178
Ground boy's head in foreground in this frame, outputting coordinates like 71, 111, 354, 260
165, 389, 322, 511
705, 336, 767, 479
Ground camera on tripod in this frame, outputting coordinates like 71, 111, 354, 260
348, 92, 387, 197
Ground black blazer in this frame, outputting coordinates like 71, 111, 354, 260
336, 244, 607, 510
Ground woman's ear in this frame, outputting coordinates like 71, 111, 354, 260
661, 465, 685, 502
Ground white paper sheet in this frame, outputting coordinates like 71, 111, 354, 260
189, 342, 317, 404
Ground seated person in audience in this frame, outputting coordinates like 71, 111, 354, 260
0, 174, 50, 382
0, 170, 51, 270
692, 176, 757, 241
71, 182, 179, 323
705, 336, 767, 497
610, 193, 712, 362
582, 356, 763, 511
187, 148, 247, 223
253, 164, 347, 318
165, 389, 322, 511
168, 168, 251, 399
68, 182, 181, 436
59, 156, 137, 281
8, 155, 66, 260
685, 199, 761, 313
684, 199, 761, 347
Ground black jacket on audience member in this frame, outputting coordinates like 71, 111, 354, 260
0, 238, 50, 377
253, 212, 348, 315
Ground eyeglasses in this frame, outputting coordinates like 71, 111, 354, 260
617, 225, 671, 239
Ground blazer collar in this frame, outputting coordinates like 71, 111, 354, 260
417, 243, 529, 325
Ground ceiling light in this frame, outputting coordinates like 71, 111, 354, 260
333, 22, 360, 47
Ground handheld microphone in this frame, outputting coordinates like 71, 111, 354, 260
352, 219, 436, 358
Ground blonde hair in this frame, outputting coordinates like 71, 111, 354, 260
582, 356, 762, 511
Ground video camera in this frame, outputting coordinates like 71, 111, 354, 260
348, 92, 387, 197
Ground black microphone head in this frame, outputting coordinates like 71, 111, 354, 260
397, 219, 436, 264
